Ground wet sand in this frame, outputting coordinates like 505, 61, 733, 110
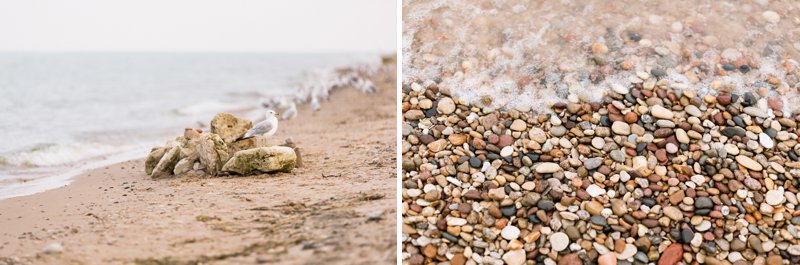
0, 68, 397, 264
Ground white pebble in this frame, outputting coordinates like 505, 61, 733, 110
766, 189, 785, 206
549, 232, 569, 251
759, 133, 775, 149
763, 10, 780, 23
586, 184, 605, 197
500, 146, 514, 157
501, 225, 521, 240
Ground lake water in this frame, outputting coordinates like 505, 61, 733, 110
0, 52, 380, 199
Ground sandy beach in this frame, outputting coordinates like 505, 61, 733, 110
0, 67, 397, 264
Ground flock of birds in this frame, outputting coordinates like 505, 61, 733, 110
243, 63, 382, 139
260, 63, 380, 120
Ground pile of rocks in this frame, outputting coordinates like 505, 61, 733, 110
402, 79, 800, 264
145, 113, 298, 178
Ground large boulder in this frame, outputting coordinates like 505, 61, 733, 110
222, 146, 297, 175
145, 147, 166, 175
152, 146, 181, 178
196, 133, 230, 175
210, 113, 252, 143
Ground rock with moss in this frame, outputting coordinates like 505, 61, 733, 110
222, 146, 296, 175
152, 146, 181, 178
210, 113, 252, 143
196, 133, 230, 175
145, 147, 167, 175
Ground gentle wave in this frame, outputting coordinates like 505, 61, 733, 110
0, 142, 125, 167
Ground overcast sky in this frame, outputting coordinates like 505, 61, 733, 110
0, 0, 396, 52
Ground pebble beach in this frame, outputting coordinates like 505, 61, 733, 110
402, 1, 800, 264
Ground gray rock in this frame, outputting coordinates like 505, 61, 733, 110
695, 196, 713, 209
584, 158, 603, 170
537, 199, 555, 211
550, 126, 567, 137
721, 127, 746, 137
590, 215, 607, 226
610, 150, 626, 163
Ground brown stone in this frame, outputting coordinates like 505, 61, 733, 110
449, 134, 468, 145
624, 112, 638, 123
717, 94, 732, 105
669, 190, 685, 205
498, 134, 514, 148
768, 97, 783, 111
473, 138, 486, 149
658, 244, 683, 265
422, 244, 437, 258
765, 254, 783, 265
451, 254, 467, 265
558, 253, 583, 265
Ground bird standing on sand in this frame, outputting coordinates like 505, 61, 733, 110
241, 110, 279, 139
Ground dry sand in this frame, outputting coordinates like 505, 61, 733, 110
0, 68, 397, 264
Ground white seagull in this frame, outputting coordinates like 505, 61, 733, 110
241, 110, 279, 139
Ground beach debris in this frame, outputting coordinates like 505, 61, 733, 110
42, 242, 64, 254
210, 113, 253, 143
144, 113, 298, 178
366, 209, 385, 221
220, 146, 296, 175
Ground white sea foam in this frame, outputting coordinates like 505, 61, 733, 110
403, 0, 800, 113
0, 146, 149, 200
0, 142, 122, 167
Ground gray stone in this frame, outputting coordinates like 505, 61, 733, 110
584, 158, 603, 170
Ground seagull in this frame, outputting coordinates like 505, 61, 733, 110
241, 110, 279, 139
281, 102, 297, 120
355, 77, 376, 93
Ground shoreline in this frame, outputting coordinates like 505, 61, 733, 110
0, 65, 397, 264
0, 56, 386, 202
